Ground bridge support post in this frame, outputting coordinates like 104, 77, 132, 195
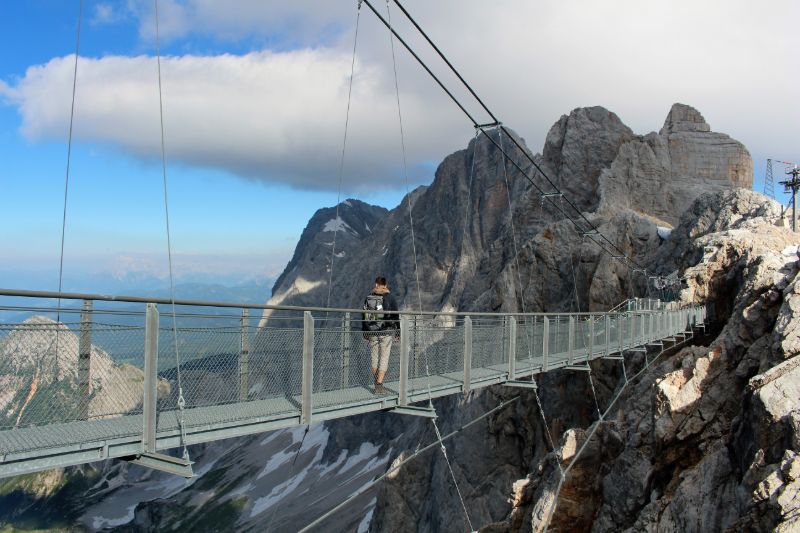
630, 312, 636, 350
508, 317, 516, 379
640, 312, 646, 345
302, 311, 314, 424
542, 317, 549, 371
568, 316, 575, 365
604, 315, 610, 356
463, 316, 472, 393
143, 303, 159, 453
79, 299, 93, 419
588, 316, 594, 361
239, 309, 249, 402
399, 315, 409, 405
342, 313, 351, 389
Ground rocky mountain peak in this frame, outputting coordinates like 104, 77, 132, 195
660, 102, 711, 134
542, 106, 636, 211
598, 103, 753, 225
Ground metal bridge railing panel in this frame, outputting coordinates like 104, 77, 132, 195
312, 313, 392, 409
470, 316, 508, 381
0, 288, 709, 472
407, 314, 467, 396
0, 304, 149, 455
515, 316, 543, 376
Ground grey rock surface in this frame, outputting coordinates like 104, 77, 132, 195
0, 104, 772, 533
598, 103, 752, 225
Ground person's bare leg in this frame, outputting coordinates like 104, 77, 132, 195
376, 370, 386, 384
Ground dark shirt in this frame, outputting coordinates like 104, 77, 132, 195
362, 290, 400, 333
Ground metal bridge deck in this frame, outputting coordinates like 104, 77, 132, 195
0, 291, 704, 478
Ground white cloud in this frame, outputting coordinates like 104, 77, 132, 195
3, 0, 799, 192
92, 3, 125, 25
1, 49, 459, 190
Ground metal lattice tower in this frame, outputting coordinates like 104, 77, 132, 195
765, 159, 775, 198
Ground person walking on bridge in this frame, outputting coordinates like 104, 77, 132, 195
362, 277, 399, 394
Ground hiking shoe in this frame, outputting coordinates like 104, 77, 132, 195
374, 383, 388, 395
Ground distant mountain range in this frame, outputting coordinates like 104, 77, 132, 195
0, 278, 275, 326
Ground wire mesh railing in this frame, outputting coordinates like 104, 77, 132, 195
0, 288, 705, 472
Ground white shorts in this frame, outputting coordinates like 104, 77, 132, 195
368, 334, 393, 373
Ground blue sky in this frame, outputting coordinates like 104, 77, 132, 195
1, 1, 798, 293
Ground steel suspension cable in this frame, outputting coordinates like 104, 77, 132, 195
386, 1, 423, 315
297, 395, 520, 533
542, 331, 694, 532
459, 130, 480, 278
389, 0, 642, 267
363, 0, 648, 275
55, 0, 84, 340
265, 426, 310, 532
325, 4, 362, 312
498, 129, 531, 343
154, 0, 189, 461
384, 2, 472, 530
568, 237, 603, 420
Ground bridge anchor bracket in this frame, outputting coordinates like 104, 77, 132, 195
127, 452, 194, 478
505, 379, 538, 390
391, 406, 437, 419
565, 365, 591, 371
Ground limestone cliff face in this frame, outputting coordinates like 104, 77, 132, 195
542, 106, 635, 212
598, 103, 753, 225
263, 103, 751, 320
0, 316, 156, 426
0, 103, 763, 532
369, 190, 799, 533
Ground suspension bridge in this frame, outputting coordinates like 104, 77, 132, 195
0, 289, 705, 479
1, 1, 709, 530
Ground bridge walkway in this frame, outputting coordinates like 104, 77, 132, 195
0, 289, 705, 478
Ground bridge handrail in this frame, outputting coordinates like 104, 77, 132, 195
0, 288, 707, 478
0, 288, 672, 318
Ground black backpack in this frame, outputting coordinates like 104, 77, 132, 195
363, 294, 385, 331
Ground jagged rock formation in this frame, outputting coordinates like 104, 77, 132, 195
260, 199, 388, 323
598, 103, 753, 225
0, 316, 156, 425
472, 190, 800, 532
263, 103, 751, 320
0, 103, 767, 532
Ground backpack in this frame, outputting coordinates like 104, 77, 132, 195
363, 294, 385, 331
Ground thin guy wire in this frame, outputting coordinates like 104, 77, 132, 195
297, 395, 520, 533
265, 425, 310, 532
498, 129, 533, 356
543, 325, 695, 532
431, 413, 474, 532
154, 0, 188, 459
388, 0, 642, 264
325, 6, 361, 313
384, 3, 472, 530
56, 0, 84, 350
386, 2, 422, 314
569, 238, 603, 421
499, 128, 562, 475
458, 130, 480, 288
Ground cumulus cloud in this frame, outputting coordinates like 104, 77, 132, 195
1, 49, 463, 190
3, 0, 798, 192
